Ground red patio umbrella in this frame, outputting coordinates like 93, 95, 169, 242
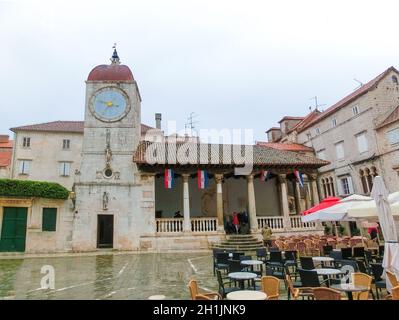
302, 196, 341, 216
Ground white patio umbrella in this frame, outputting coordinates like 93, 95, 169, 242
369, 176, 399, 293
368, 177, 398, 242
347, 193, 399, 219
301, 194, 373, 223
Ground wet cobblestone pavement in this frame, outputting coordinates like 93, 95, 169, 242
0, 252, 219, 300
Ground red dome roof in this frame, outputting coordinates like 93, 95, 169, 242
87, 64, 134, 82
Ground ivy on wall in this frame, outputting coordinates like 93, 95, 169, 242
0, 179, 70, 200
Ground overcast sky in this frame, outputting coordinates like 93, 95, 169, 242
1, 0, 399, 142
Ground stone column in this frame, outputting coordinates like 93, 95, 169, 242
310, 173, 323, 230
247, 174, 258, 232
310, 174, 320, 205
215, 174, 224, 231
294, 181, 302, 214
278, 174, 292, 230
182, 174, 191, 232
304, 175, 312, 210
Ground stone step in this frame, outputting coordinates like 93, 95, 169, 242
222, 239, 262, 243
220, 241, 263, 246
213, 243, 264, 249
211, 245, 265, 252
226, 235, 255, 239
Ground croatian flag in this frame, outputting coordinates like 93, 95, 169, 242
197, 170, 209, 189
260, 169, 271, 181
164, 169, 174, 189
294, 170, 304, 187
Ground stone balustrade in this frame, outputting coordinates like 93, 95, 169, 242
191, 217, 217, 233
156, 218, 183, 233
290, 216, 317, 230
156, 217, 217, 233
257, 216, 285, 230
257, 215, 317, 232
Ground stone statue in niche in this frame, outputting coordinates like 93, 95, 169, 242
105, 129, 112, 167
114, 171, 120, 180
288, 195, 296, 214
103, 192, 109, 210
201, 187, 215, 217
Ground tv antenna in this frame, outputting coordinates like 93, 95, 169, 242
353, 78, 363, 90
185, 112, 199, 136
309, 96, 326, 111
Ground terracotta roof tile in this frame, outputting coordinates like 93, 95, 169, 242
134, 141, 328, 167
278, 116, 305, 123
256, 141, 314, 152
0, 151, 12, 167
10, 121, 153, 135
0, 140, 13, 149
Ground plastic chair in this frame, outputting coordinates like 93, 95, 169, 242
216, 269, 240, 298
300, 256, 315, 270
370, 263, 385, 300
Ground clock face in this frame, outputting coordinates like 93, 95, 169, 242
91, 88, 129, 122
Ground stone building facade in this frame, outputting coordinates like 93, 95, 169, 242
266, 66, 399, 199
0, 50, 327, 253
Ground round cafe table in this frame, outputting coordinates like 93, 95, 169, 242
312, 268, 342, 276
241, 260, 264, 273
228, 272, 258, 290
226, 290, 267, 300
330, 283, 369, 300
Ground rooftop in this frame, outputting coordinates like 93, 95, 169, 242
10, 121, 153, 135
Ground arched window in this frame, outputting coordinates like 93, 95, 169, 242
392, 75, 398, 85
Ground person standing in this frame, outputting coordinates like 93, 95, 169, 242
262, 224, 273, 247
232, 212, 239, 234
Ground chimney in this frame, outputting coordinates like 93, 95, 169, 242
155, 113, 162, 130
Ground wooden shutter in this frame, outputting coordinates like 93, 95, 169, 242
42, 208, 57, 231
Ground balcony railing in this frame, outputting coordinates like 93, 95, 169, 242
257, 216, 284, 231
191, 217, 217, 233
257, 215, 318, 232
155, 217, 217, 233
156, 218, 183, 233
290, 216, 317, 230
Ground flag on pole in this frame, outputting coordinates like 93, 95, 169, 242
197, 169, 209, 189
294, 170, 304, 187
260, 169, 271, 181
164, 168, 174, 189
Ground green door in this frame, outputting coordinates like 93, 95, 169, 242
0, 207, 28, 252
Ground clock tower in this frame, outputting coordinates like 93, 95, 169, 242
72, 48, 144, 251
